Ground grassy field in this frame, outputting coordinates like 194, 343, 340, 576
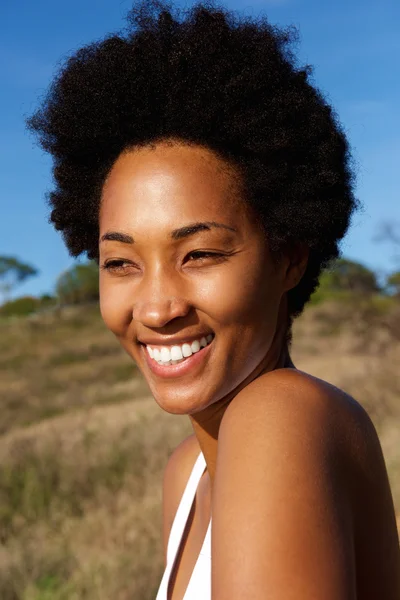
0, 300, 399, 599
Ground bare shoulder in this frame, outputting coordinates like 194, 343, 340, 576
213, 368, 399, 598
162, 433, 201, 565
217, 367, 367, 508
220, 367, 390, 513
222, 367, 377, 468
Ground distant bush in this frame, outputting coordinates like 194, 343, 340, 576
310, 258, 381, 305
0, 294, 57, 318
386, 271, 400, 298
56, 261, 99, 305
309, 286, 351, 306
0, 296, 40, 317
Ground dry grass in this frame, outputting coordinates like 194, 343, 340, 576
0, 300, 399, 599
0, 398, 192, 599
0, 304, 150, 433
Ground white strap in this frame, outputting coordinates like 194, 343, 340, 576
166, 451, 207, 565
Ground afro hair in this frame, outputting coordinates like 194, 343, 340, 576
27, 0, 358, 341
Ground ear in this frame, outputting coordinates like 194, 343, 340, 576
282, 243, 310, 292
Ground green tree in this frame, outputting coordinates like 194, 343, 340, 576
56, 261, 99, 305
0, 293, 57, 318
310, 258, 380, 305
320, 258, 380, 295
0, 256, 39, 304
386, 271, 400, 298
0, 295, 39, 317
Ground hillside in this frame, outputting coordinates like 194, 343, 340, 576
0, 301, 399, 599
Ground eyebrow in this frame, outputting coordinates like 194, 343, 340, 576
99, 221, 237, 244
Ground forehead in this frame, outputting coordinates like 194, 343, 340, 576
100, 142, 251, 233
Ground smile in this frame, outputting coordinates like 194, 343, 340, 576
141, 335, 215, 378
145, 334, 214, 365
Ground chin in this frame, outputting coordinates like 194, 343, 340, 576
155, 399, 194, 416
151, 389, 206, 416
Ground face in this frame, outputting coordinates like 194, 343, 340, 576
99, 141, 293, 415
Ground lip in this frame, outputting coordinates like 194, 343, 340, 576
141, 337, 214, 379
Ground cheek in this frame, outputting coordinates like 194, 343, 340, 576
204, 258, 280, 328
206, 260, 283, 380
99, 278, 131, 337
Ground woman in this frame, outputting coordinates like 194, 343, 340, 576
27, 1, 400, 598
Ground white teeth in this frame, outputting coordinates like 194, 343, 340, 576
191, 339, 200, 353
181, 343, 193, 358
160, 347, 171, 362
146, 333, 214, 365
170, 345, 183, 360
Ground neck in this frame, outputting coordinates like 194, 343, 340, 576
190, 302, 295, 491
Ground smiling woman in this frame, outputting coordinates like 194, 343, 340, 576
27, 1, 400, 599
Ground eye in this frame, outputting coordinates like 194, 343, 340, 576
101, 252, 228, 274
100, 260, 136, 274
185, 251, 227, 263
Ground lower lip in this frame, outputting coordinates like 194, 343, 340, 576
141, 339, 214, 379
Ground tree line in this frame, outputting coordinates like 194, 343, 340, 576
0, 258, 99, 317
0, 254, 400, 318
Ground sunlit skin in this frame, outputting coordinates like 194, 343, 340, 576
99, 140, 309, 488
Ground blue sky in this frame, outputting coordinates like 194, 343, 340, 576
1, 0, 399, 300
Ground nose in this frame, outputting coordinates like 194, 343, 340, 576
131, 267, 191, 328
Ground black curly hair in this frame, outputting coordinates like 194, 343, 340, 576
27, 0, 358, 342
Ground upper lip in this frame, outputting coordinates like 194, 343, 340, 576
138, 333, 214, 347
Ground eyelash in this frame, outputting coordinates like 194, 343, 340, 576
100, 251, 227, 273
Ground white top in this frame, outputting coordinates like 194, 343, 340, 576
156, 451, 211, 599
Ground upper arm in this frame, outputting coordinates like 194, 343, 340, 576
213, 371, 356, 600
162, 433, 200, 567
